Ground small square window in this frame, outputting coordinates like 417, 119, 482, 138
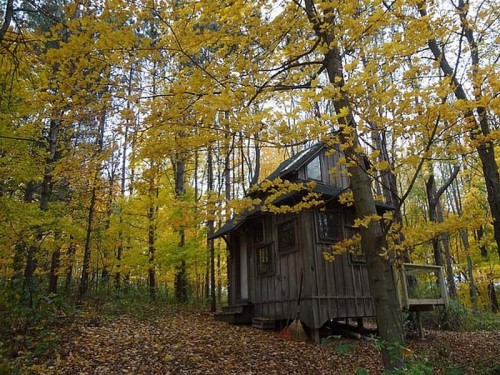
277, 220, 296, 253
256, 244, 273, 274
317, 211, 342, 242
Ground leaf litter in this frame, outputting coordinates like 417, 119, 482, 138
20, 311, 500, 374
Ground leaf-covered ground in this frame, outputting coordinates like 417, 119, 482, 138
20, 310, 500, 374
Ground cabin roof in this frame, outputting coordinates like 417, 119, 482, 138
264, 142, 325, 182
210, 142, 393, 239
210, 143, 326, 239
210, 183, 348, 239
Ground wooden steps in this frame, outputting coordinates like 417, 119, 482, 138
252, 317, 276, 330
215, 302, 254, 325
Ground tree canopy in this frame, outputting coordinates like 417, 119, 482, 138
1, 0, 499, 369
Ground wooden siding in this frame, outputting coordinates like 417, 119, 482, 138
246, 210, 375, 329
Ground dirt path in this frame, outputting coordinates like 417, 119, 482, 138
24, 312, 499, 374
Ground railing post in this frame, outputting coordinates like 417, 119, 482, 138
401, 265, 410, 310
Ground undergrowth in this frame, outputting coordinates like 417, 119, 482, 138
432, 300, 500, 331
0, 281, 210, 374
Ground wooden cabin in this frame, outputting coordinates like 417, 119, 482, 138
211, 142, 447, 340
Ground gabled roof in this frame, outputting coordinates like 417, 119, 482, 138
210, 142, 394, 240
263, 142, 325, 182
210, 143, 327, 239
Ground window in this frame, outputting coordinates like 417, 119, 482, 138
256, 244, 273, 274
306, 156, 322, 181
277, 220, 296, 253
317, 211, 343, 242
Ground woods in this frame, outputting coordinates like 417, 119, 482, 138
1, 0, 499, 372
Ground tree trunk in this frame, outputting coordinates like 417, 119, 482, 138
303, 1, 404, 367
250, 131, 261, 186
207, 146, 216, 311
24, 118, 60, 303
78, 111, 106, 303
147, 163, 158, 300
43, 120, 63, 295
78, 182, 98, 302
425, 166, 459, 299
116, 65, 134, 289
217, 244, 222, 304
48, 247, 60, 294
65, 240, 76, 292
174, 154, 188, 302
0, 0, 14, 44
460, 230, 478, 309
420, 3, 500, 262
476, 226, 488, 258
489, 282, 499, 314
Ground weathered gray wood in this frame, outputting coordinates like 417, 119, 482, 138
225, 177, 387, 330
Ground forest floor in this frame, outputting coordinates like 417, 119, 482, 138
11, 307, 500, 375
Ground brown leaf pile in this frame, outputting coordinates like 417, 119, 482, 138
408, 330, 500, 374
23, 311, 499, 375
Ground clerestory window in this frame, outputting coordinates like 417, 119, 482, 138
306, 156, 322, 181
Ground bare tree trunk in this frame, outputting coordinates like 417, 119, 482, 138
476, 226, 488, 258
217, 243, 222, 303
78, 112, 106, 303
45, 119, 62, 295
440, 203, 457, 299
204, 248, 209, 299
204, 147, 210, 299
28, 118, 60, 301
250, 131, 261, 186
207, 146, 216, 311
48, 247, 60, 294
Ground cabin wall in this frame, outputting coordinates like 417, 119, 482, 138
244, 214, 308, 323
244, 207, 374, 329
309, 212, 374, 327
222, 143, 378, 328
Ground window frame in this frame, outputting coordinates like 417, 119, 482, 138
306, 155, 322, 181
316, 210, 343, 243
255, 243, 274, 276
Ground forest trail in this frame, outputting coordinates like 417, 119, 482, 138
24, 310, 499, 374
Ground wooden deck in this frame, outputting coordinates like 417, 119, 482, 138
395, 263, 449, 311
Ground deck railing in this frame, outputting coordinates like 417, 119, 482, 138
395, 263, 449, 311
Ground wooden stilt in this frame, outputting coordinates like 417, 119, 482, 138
357, 317, 364, 330
311, 328, 321, 344
416, 311, 423, 339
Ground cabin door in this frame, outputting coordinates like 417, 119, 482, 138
239, 233, 249, 300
